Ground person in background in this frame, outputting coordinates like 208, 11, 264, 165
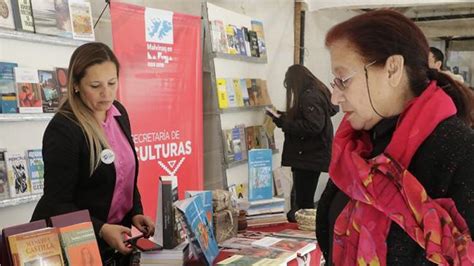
31, 42, 155, 264
266, 64, 338, 222
316, 10, 474, 265
428, 46, 465, 83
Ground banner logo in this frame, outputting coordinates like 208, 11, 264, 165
145, 8, 173, 44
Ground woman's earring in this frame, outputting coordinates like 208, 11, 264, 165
74, 89, 79, 93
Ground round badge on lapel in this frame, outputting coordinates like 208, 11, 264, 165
101, 149, 115, 164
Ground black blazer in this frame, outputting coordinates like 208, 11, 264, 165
31, 101, 143, 240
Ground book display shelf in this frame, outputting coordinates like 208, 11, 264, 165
0, 0, 92, 211
202, 2, 278, 192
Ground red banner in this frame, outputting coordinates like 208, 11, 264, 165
110, 2, 203, 221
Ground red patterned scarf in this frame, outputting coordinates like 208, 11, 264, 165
330, 81, 474, 265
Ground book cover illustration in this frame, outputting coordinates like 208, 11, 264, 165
57, 222, 101, 266
216, 78, 228, 109
241, 26, 252, 57
222, 129, 234, 163
238, 79, 250, 106
54, 0, 71, 38
233, 246, 296, 263
185, 190, 213, 231
210, 20, 228, 54
273, 167, 291, 197
213, 20, 228, 54
232, 79, 244, 107
272, 229, 317, 240
247, 79, 258, 106
0, 62, 18, 113
54, 67, 68, 105
225, 24, 238, 55
248, 30, 259, 57
68, 0, 94, 41
38, 70, 60, 113
0, 0, 15, 29
10, 0, 34, 32
0, 149, 9, 200
8, 227, 64, 266
248, 149, 273, 201
255, 79, 272, 106
175, 195, 219, 265
245, 126, 257, 151
251, 20, 266, 58
235, 124, 247, 160
225, 78, 237, 108
31, 0, 59, 36
5, 152, 30, 198
15, 67, 42, 113
26, 149, 43, 194
235, 27, 246, 56
251, 236, 316, 256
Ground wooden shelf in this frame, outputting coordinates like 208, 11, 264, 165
0, 194, 42, 208
220, 104, 272, 114
0, 28, 87, 47
212, 52, 268, 64
0, 113, 54, 122
226, 149, 279, 169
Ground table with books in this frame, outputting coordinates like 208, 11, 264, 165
214, 222, 322, 266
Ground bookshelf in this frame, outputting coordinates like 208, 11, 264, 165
0, 113, 54, 122
202, 2, 278, 191
0, 194, 42, 208
0, 28, 86, 47
212, 52, 268, 64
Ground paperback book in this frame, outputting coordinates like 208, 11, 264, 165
11, 0, 34, 32
0, 0, 15, 29
175, 195, 219, 265
0, 62, 18, 113
0, 149, 9, 200
38, 69, 60, 113
5, 152, 31, 197
26, 149, 43, 194
31, 0, 60, 36
14, 67, 42, 113
69, 0, 94, 41
248, 149, 273, 201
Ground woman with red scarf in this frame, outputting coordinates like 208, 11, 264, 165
316, 10, 474, 265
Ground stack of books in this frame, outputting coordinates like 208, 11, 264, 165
245, 197, 287, 227
140, 241, 190, 266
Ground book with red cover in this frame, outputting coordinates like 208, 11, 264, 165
1, 219, 47, 266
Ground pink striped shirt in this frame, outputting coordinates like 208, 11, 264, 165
102, 105, 136, 223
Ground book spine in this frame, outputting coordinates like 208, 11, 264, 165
162, 182, 176, 249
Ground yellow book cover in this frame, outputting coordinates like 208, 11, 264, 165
225, 25, 238, 55
8, 227, 64, 266
216, 78, 228, 109
57, 222, 101, 266
232, 79, 244, 107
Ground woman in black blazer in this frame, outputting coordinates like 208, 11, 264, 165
31, 42, 155, 263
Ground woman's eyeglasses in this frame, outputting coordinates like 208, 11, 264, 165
330, 73, 356, 91
330, 61, 377, 91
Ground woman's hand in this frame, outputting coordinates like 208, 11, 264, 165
100, 223, 132, 255
132, 214, 155, 238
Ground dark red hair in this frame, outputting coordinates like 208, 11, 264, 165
326, 9, 473, 125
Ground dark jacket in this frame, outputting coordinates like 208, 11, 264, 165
280, 87, 338, 172
31, 101, 143, 254
316, 115, 474, 265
